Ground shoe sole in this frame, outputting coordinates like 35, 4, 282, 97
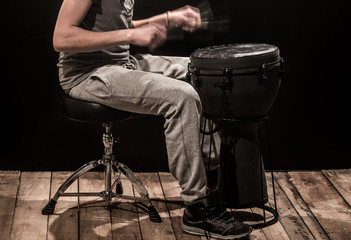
182, 223, 253, 240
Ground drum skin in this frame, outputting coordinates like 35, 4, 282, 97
189, 43, 282, 119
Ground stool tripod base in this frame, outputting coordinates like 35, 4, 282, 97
42, 122, 161, 223
41, 159, 161, 222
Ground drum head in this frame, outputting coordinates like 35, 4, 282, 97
190, 43, 280, 70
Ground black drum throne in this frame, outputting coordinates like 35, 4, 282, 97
42, 94, 162, 223
188, 43, 284, 228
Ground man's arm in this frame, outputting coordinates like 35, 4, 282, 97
53, 0, 166, 53
131, 5, 201, 32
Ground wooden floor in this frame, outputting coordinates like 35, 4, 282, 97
1, 169, 351, 240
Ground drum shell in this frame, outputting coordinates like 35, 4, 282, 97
218, 122, 268, 208
190, 66, 281, 119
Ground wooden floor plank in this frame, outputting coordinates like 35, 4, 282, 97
289, 171, 351, 239
78, 171, 113, 240
231, 207, 268, 240
265, 173, 316, 240
250, 173, 290, 240
274, 172, 329, 240
47, 172, 79, 240
323, 169, 351, 207
247, 228, 268, 240
136, 172, 176, 240
9, 171, 51, 240
250, 207, 289, 240
110, 174, 142, 240
3, 169, 351, 240
158, 172, 202, 240
0, 171, 20, 240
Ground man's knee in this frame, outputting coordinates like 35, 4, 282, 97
177, 83, 201, 108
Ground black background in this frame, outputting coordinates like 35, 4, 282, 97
1, 0, 350, 171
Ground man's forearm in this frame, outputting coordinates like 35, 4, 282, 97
131, 12, 169, 28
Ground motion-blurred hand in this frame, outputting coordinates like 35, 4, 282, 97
130, 23, 167, 51
168, 5, 201, 32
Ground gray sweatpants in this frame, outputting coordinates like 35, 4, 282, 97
69, 54, 219, 205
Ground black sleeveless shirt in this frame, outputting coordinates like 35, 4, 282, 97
58, 0, 135, 90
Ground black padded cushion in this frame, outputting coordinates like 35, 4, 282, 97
61, 94, 135, 123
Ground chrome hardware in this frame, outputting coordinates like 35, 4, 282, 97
42, 121, 162, 222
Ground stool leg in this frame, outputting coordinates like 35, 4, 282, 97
42, 160, 101, 215
115, 161, 162, 222
111, 164, 123, 194
116, 163, 149, 200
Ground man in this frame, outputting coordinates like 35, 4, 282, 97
53, 0, 252, 238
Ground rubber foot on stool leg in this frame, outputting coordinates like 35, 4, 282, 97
148, 205, 162, 223
42, 199, 57, 215
116, 182, 123, 195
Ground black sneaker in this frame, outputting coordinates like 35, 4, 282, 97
182, 204, 252, 239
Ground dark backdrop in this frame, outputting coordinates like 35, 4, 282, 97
1, 0, 350, 171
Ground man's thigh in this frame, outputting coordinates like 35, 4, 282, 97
69, 64, 197, 115
134, 54, 190, 80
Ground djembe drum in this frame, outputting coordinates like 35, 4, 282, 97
188, 44, 283, 213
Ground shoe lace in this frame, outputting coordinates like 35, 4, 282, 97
216, 209, 236, 223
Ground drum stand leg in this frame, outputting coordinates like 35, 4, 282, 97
41, 122, 162, 223
201, 118, 220, 189
256, 117, 279, 228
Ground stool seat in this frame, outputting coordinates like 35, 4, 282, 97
61, 94, 135, 123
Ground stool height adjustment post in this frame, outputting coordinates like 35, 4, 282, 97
100, 122, 115, 201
